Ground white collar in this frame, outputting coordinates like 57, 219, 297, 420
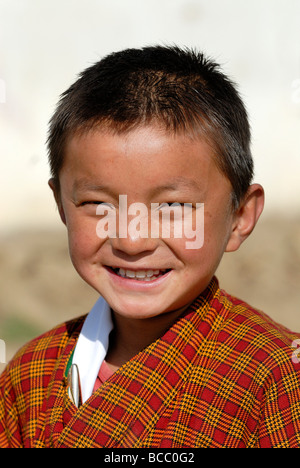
72, 296, 113, 403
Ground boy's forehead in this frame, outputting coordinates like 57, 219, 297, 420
65, 124, 216, 166
63, 125, 229, 196
67, 123, 213, 152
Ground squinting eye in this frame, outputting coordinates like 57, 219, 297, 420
158, 202, 185, 209
81, 201, 104, 206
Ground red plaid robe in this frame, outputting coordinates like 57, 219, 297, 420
1, 277, 300, 448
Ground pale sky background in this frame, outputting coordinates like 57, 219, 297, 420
0, 0, 299, 231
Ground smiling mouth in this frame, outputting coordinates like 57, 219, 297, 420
107, 267, 171, 281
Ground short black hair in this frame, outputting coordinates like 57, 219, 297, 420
48, 45, 253, 208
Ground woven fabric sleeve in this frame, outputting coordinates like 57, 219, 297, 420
256, 349, 300, 447
0, 316, 84, 448
0, 366, 21, 447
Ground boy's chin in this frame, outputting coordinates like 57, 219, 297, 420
107, 296, 190, 323
110, 302, 170, 321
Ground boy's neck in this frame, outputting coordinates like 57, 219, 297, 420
105, 306, 190, 372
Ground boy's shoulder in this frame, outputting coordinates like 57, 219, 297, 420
0, 315, 86, 448
4, 280, 300, 377
4, 315, 86, 376
213, 285, 300, 368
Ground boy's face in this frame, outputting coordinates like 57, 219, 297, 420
55, 125, 236, 320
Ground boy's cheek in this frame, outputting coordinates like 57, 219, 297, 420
67, 217, 103, 256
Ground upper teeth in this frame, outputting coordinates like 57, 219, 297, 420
117, 268, 164, 280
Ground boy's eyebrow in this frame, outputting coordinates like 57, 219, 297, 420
150, 177, 201, 194
72, 176, 202, 197
72, 179, 112, 194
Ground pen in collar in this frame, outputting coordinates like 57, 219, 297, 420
67, 363, 82, 408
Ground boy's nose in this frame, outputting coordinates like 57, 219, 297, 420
109, 229, 157, 256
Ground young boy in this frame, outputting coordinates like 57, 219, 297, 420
1, 45, 300, 448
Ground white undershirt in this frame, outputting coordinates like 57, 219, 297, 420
72, 296, 113, 403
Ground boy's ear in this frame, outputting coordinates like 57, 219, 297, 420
225, 183, 264, 252
48, 178, 66, 225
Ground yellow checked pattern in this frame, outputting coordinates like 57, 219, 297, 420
1, 277, 300, 448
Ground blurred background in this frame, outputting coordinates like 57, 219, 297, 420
0, 0, 299, 366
